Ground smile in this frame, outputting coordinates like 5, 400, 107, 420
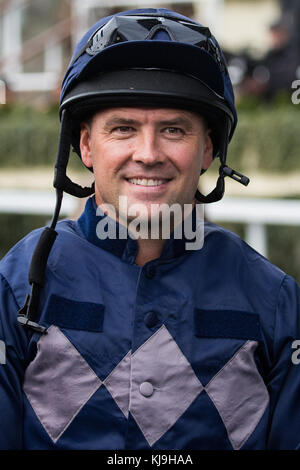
127, 178, 170, 187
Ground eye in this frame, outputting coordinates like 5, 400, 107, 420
163, 127, 185, 136
113, 126, 135, 134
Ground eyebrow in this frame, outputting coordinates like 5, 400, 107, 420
156, 118, 194, 131
104, 117, 140, 129
104, 116, 195, 131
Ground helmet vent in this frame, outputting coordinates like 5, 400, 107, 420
145, 24, 174, 41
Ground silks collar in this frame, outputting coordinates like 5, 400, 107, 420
77, 196, 201, 264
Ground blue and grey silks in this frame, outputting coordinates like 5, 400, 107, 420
0, 196, 300, 450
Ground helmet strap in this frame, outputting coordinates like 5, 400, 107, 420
17, 110, 95, 335
195, 166, 225, 203
195, 118, 249, 204
54, 109, 95, 198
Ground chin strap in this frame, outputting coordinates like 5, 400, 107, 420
17, 196, 61, 335
196, 117, 250, 204
195, 164, 250, 203
54, 109, 95, 198
17, 110, 95, 335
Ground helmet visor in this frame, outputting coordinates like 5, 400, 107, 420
71, 14, 227, 77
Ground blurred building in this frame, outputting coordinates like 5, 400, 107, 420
0, 0, 284, 106
0, 0, 225, 105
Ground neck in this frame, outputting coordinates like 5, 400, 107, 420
135, 237, 166, 266
93, 194, 198, 266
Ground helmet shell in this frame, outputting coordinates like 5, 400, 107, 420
60, 8, 237, 158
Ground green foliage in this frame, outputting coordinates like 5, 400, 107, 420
1, 102, 300, 172
0, 105, 83, 170
0, 213, 49, 259
228, 101, 300, 173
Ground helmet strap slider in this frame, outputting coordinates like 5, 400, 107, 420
222, 165, 250, 186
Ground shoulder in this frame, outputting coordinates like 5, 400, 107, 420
202, 222, 300, 352
204, 221, 285, 279
0, 219, 81, 307
202, 221, 289, 305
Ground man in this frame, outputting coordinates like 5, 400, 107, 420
0, 8, 300, 450
79, 106, 213, 265
241, 15, 300, 101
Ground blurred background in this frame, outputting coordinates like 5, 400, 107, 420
0, 0, 299, 282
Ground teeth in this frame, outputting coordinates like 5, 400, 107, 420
128, 178, 166, 186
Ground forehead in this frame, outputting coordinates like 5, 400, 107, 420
89, 106, 206, 127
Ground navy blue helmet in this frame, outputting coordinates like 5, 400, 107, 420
60, 8, 237, 165
56, 8, 248, 203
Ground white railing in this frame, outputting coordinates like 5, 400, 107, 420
0, 189, 77, 216
206, 197, 300, 257
0, 190, 299, 257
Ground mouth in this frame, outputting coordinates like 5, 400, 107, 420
126, 177, 171, 187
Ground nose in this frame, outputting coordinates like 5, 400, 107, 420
132, 129, 164, 165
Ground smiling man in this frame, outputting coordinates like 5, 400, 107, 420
80, 107, 213, 264
0, 8, 300, 451
80, 108, 212, 213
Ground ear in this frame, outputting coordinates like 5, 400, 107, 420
202, 130, 213, 170
80, 122, 93, 169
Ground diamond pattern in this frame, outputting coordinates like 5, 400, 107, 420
206, 340, 269, 450
23, 326, 102, 443
129, 325, 203, 446
23, 325, 269, 448
103, 350, 131, 419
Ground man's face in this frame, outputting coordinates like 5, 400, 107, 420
80, 107, 213, 223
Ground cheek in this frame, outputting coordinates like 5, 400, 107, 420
91, 149, 132, 199
90, 143, 115, 176
91, 140, 131, 173
172, 146, 203, 176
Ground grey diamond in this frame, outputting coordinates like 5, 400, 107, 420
104, 350, 131, 418
129, 325, 203, 446
23, 325, 102, 443
206, 340, 269, 450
